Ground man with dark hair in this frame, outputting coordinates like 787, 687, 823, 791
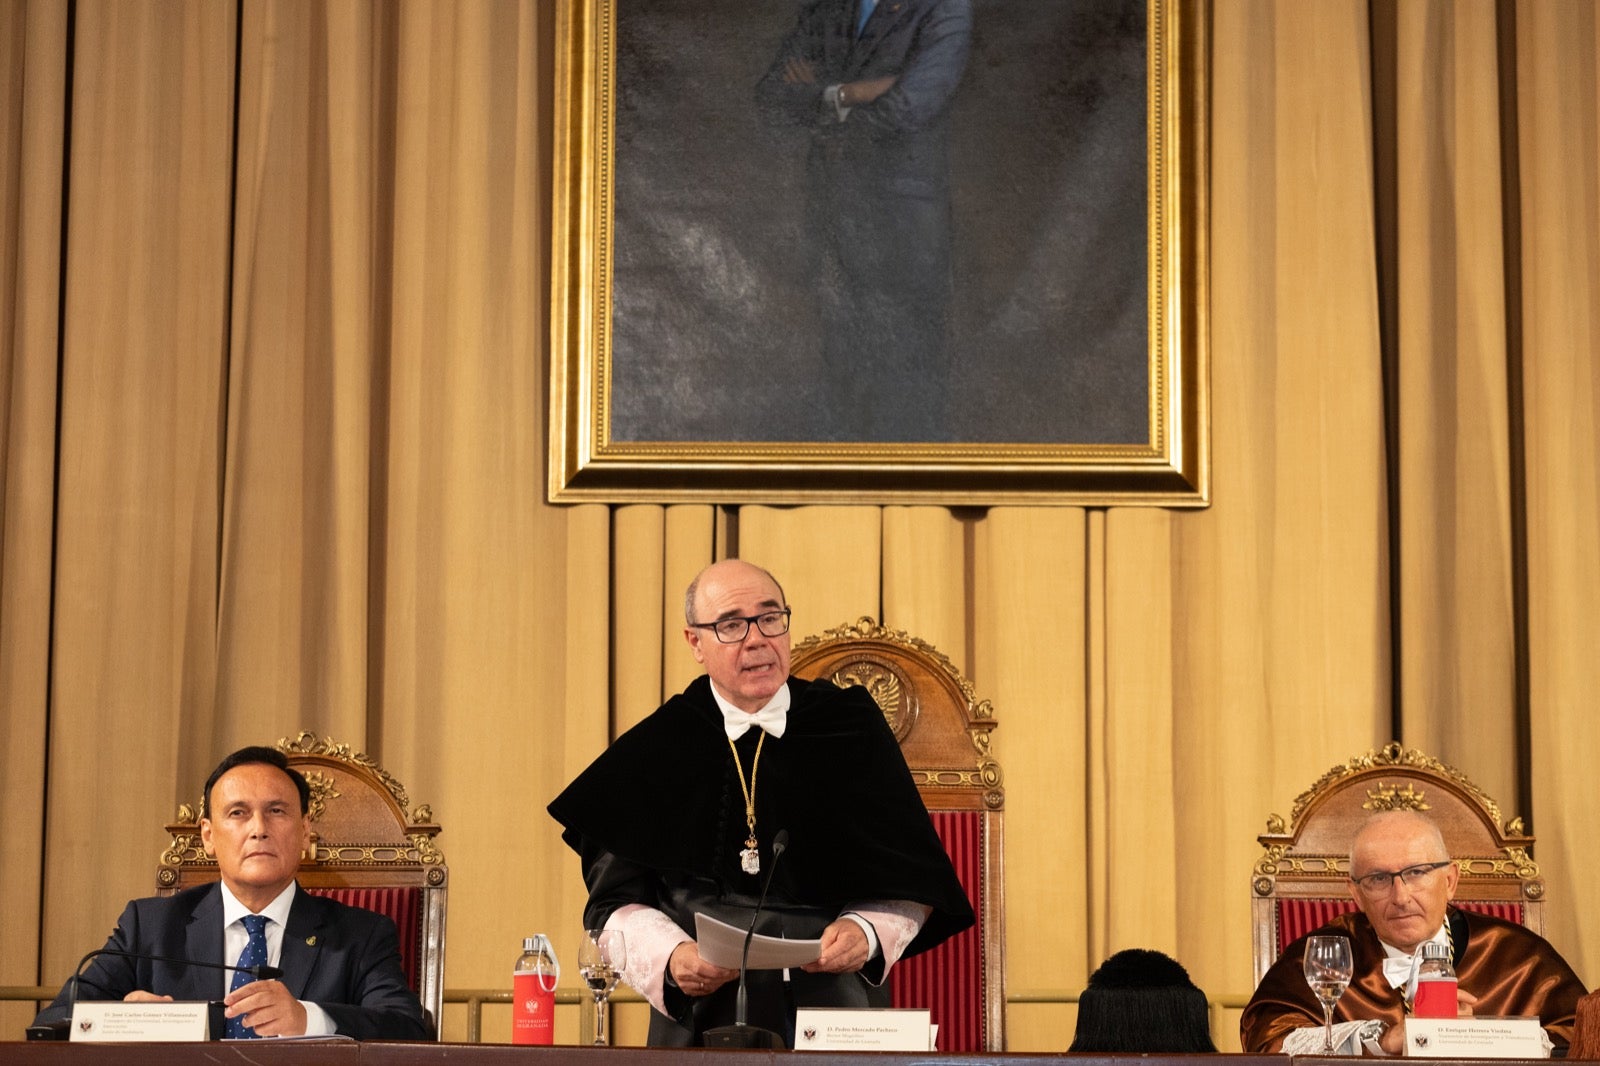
34, 746, 430, 1040
201, 746, 312, 817
549, 559, 974, 1047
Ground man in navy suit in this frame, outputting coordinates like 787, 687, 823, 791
34, 746, 430, 1040
757, 0, 972, 441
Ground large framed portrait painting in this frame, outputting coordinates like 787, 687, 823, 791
550, 0, 1210, 505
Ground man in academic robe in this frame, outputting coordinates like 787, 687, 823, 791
34, 747, 430, 1040
1241, 809, 1584, 1054
548, 559, 974, 1047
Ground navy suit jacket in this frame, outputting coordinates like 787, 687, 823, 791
35, 882, 430, 1040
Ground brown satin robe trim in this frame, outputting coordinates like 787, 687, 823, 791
1241, 908, 1586, 1053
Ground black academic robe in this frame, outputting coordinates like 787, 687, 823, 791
547, 674, 974, 1045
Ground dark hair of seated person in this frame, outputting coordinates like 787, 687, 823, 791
1069, 948, 1218, 1053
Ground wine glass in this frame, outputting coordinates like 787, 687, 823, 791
578, 928, 627, 1046
1303, 935, 1354, 1053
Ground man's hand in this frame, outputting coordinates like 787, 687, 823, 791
783, 57, 817, 84
223, 979, 308, 1037
1378, 991, 1481, 1054
802, 918, 869, 974
843, 76, 896, 107
668, 942, 738, 998
122, 991, 173, 1003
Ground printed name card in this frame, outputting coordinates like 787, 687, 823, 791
70, 1000, 211, 1042
1404, 1015, 1548, 1058
792, 1007, 934, 1051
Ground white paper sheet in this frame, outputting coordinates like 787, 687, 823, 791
694, 912, 823, 969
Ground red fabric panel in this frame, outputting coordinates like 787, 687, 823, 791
1277, 899, 1360, 953
1456, 901, 1526, 925
890, 811, 983, 1051
1276, 898, 1525, 954
306, 886, 423, 993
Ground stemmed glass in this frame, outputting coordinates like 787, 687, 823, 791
1303, 935, 1354, 1053
578, 928, 627, 1046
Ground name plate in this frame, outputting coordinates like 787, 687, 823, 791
70, 1001, 211, 1042
793, 1007, 934, 1051
1404, 1016, 1548, 1058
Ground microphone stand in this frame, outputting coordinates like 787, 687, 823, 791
704, 830, 789, 1049
28, 947, 284, 1041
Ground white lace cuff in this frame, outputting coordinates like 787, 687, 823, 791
842, 900, 929, 985
605, 904, 691, 1016
1281, 1020, 1385, 1055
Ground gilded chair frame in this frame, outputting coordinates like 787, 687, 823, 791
1251, 742, 1544, 987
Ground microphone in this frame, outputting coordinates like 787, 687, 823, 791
704, 829, 789, 1049
29, 948, 284, 1040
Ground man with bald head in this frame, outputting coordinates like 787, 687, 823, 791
549, 559, 973, 1046
1242, 809, 1584, 1054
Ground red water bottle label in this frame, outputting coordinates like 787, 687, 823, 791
1413, 977, 1458, 1018
512, 972, 557, 1045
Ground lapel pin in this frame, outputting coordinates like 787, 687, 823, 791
305, 936, 317, 946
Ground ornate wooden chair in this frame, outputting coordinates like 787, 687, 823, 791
156, 733, 447, 1034
791, 618, 1005, 1052
1250, 743, 1544, 986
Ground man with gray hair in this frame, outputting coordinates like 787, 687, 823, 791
1242, 809, 1584, 1054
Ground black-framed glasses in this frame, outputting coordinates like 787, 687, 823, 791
689, 609, 791, 644
1349, 860, 1453, 895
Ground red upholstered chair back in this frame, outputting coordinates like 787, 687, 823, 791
303, 886, 426, 995
792, 619, 1005, 1052
1251, 744, 1545, 987
1273, 898, 1526, 957
155, 734, 448, 1035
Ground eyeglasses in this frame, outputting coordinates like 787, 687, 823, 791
1349, 860, 1453, 895
689, 609, 791, 644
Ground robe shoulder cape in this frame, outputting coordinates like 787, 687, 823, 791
547, 674, 974, 957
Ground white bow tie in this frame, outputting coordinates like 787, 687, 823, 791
1382, 952, 1418, 989
723, 704, 787, 740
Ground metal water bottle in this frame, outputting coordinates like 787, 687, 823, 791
512, 934, 559, 1045
1411, 940, 1458, 1018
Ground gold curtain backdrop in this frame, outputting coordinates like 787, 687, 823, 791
2, 0, 1596, 1050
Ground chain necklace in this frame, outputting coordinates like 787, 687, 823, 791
727, 731, 767, 875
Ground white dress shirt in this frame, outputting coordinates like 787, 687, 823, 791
218, 881, 335, 1036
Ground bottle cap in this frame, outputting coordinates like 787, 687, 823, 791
1420, 941, 1450, 959
523, 936, 539, 952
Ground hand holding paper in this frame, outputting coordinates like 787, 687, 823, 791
803, 918, 870, 974
694, 913, 822, 970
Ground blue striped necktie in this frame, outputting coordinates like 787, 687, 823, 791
856, 0, 877, 36
225, 914, 269, 1039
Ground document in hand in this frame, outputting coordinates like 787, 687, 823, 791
694, 912, 823, 970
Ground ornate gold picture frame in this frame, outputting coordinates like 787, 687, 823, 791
549, 0, 1209, 506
